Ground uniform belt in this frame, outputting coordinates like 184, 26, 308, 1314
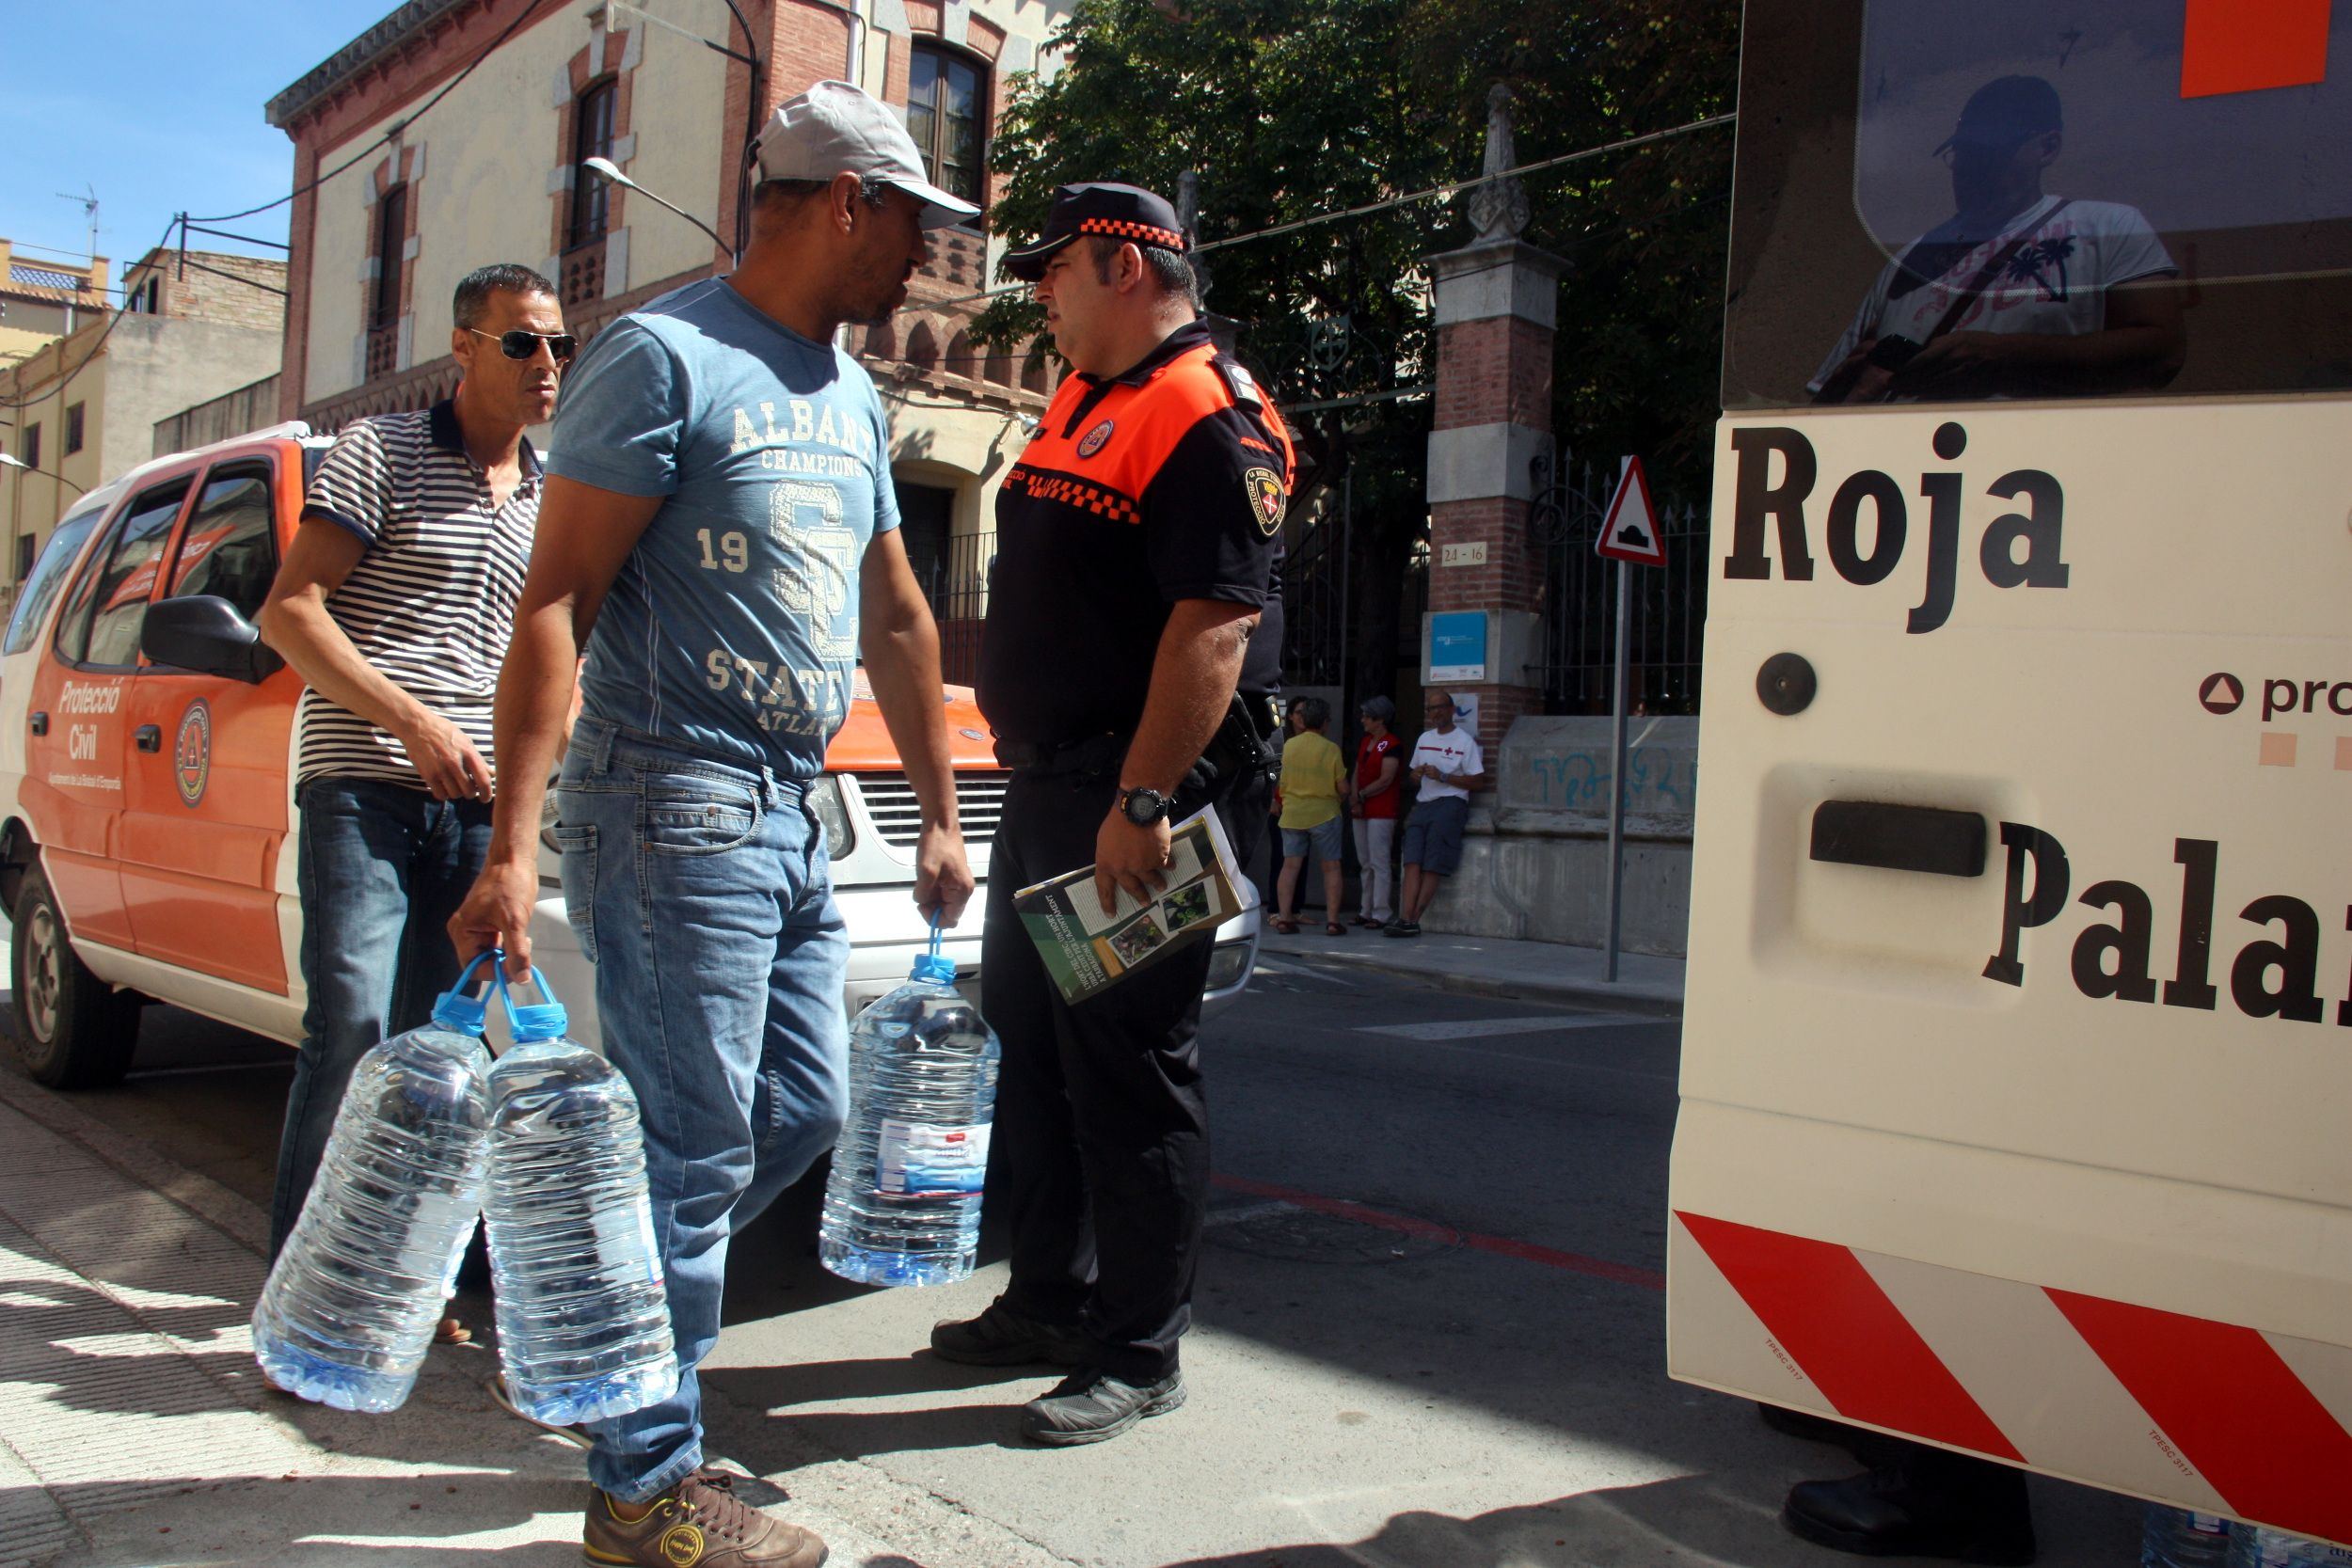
993, 732, 1128, 777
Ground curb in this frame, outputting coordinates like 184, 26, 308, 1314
1256, 941, 1685, 1019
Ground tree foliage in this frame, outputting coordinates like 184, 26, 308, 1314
977, 0, 1740, 700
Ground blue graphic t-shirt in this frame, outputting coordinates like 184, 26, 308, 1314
547, 280, 898, 777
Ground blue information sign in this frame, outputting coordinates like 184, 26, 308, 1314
1428, 610, 1487, 681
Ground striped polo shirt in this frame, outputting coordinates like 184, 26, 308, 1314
294, 399, 539, 789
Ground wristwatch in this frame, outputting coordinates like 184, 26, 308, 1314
1118, 786, 1171, 826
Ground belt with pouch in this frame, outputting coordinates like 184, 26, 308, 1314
993, 692, 1280, 789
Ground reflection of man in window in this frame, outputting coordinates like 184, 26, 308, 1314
1813, 75, 2185, 402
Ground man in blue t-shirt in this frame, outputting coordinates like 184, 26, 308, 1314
450, 82, 975, 1568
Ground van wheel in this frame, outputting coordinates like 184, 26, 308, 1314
11, 864, 139, 1088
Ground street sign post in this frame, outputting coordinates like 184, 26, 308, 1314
1595, 457, 1665, 981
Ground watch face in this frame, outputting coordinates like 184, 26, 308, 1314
1124, 789, 1164, 824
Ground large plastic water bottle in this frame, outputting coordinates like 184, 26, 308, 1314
2145, 1507, 2234, 1568
251, 957, 497, 1412
482, 966, 677, 1426
2231, 1526, 2352, 1567
820, 923, 1000, 1286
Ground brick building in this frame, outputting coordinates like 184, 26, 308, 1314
0, 247, 287, 604
265, 0, 1070, 677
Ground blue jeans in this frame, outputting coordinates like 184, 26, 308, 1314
270, 776, 494, 1259
556, 720, 850, 1502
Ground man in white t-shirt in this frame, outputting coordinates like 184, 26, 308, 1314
1385, 692, 1485, 938
1811, 75, 2185, 404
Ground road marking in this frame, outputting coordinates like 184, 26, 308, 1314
1201, 1199, 1296, 1230
1210, 1172, 1666, 1291
1357, 1014, 1645, 1039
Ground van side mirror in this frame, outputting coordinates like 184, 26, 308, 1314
141, 595, 285, 685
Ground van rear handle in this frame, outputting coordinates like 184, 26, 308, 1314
1809, 800, 1986, 879
135, 725, 163, 753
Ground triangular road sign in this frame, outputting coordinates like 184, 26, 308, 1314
1596, 457, 1667, 567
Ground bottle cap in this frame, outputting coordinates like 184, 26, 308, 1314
910, 953, 958, 984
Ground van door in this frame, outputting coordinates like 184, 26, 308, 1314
118, 454, 297, 991
24, 474, 195, 951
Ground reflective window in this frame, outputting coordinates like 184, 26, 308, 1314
5, 504, 103, 657
167, 461, 278, 623
1724, 0, 2352, 405
909, 47, 985, 219
55, 478, 189, 669
569, 78, 617, 249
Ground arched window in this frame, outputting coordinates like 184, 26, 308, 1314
907, 45, 986, 223
947, 330, 975, 379
1021, 343, 1052, 393
985, 347, 1014, 386
907, 321, 939, 372
372, 184, 407, 329
568, 78, 618, 249
866, 322, 898, 362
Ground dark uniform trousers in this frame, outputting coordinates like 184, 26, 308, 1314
979, 761, 1271, 1384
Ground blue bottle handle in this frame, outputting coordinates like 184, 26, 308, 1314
911, 910, 956, 984
494, 963, 572, 1044
431, 948, 506, 1035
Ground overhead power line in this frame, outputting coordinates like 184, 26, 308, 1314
0, 215, 183, 412
186, 0, 545, 226
923, 110, 1739, 312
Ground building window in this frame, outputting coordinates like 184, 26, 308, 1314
569, 79, 617, 249
19, 423, 38, 472
373, 184, 408, 328
13, 535, 34, 583
907, 46, 985, 218
369, 184, 408, 380
63, 404, 84, 456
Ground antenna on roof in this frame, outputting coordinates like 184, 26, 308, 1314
54, 185, 100, 264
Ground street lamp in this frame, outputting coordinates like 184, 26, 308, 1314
0, 453, 87, 496
582, 158, 738, 268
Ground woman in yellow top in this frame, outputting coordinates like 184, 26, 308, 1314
1274, 697, 1351, 935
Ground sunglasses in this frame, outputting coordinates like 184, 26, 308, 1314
468, 326, 576, 363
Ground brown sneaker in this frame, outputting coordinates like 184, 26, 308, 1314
582, 1468, 827, 1567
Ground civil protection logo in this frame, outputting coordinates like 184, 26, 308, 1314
1077, 419, 1115, 458
1244, 467, 1286, 535
175, 700, 212, 808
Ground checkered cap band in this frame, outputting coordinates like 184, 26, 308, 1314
1078, 217, 1186, 251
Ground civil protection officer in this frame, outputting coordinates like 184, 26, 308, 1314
929, 182, 1291, 1444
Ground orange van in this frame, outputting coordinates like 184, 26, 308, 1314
1, 422, 1261, 1087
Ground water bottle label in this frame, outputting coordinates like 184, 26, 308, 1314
876, 1118, 991, 1196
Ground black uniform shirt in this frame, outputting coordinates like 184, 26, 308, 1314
977, 320, 1292, 748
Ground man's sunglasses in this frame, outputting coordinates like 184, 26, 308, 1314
468, 326, 576, 363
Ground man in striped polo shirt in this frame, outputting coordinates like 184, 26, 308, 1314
257, 264, 566, 1301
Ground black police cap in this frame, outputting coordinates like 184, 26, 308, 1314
1002, 182, 1189, 282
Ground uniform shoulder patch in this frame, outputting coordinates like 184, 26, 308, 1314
1212, 356, 1264, 410
1244, 467, 1286, 535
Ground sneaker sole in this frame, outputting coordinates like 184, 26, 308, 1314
1021, 1381, 1187, 1448
588, 1537, 828, 1567
1782, 1503, 2035, 1566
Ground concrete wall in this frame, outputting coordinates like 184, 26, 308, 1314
1420, 715, 1699, 956
97, 317, 286, 484
154, 374, 284, 456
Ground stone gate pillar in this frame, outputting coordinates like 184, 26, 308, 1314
1422, 84, 1564, 754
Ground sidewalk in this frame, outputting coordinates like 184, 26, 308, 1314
0, 1064, 1055, 1568
1251, 922, 1685, 1016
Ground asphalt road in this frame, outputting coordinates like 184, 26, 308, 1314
6, 948, 2144, 1568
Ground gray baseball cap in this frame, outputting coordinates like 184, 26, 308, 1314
754, 81, 981, 230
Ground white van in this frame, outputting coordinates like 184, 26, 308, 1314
1669, 2, 2352, 1546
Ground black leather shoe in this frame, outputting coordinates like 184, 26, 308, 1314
929, 1301, 1088, 1369
1783, 1449, 2036, 1565
1019, 1367, 1186, 1446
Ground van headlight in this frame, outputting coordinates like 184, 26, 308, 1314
1204, 941, 1253, 992
806, 775, 853, 859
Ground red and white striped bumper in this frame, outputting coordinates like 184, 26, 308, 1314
1670, 1212, 2352, 1546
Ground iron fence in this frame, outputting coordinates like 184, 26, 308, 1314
1533, 456, 1710, 715
916, 529, 996, 688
